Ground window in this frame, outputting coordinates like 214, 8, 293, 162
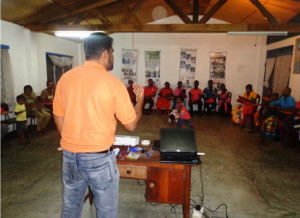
46, 52, 73, 85
1, 44, 14, 106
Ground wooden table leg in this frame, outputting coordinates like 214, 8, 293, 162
182, 165, 192, 218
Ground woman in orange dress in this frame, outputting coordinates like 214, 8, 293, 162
155, 82, 173, 114
232, 84, 257, 125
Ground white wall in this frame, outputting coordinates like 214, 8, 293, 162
0, 20, 82, 96
267, 35, 300, 101
110, 32, 266, 106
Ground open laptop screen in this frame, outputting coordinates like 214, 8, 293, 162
160, 128, 197, 153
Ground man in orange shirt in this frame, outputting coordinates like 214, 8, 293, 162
143, 79, 157, 114
188, 80, 203, 116
53, 33, 144, 218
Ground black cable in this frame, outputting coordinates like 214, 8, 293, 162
149, 202, 160, 206
136, 179, 146, 186
191, 161, 229, 218
169, 204, 178, 213
204, 203, 229, 218
199, 163, 204, 205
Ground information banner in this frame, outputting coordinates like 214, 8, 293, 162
145, 51, 161, 87
209, 52, 227, 86
121, 49, 138, 84
179, 49, 197, 88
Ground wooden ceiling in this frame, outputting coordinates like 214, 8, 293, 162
1, 0, 300, 33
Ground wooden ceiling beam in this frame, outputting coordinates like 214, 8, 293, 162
193, 0, 200, 23
72, 13, 87, 25
199, 0, 227, 24
289, 12, 300, 23
27, 23, 300, 33
164, 0, 193, 24
50, 0, 72, 13
90, 9, 112, 25
21, 0, 118, 25
250, 0, 278, 24
119, 0, 146, 24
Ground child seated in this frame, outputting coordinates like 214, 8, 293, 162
176, 97, 194, 129
15, 95, 30, 144
218, 87, 231, 115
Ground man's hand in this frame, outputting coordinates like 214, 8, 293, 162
133, 83, 144, 103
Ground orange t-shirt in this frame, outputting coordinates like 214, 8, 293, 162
189, 88, 202, 102
53, 61, 136, 153
144, 86, 157, 97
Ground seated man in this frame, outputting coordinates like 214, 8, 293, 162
203, 80, 217, 113
127, 80, 136, 106
40, 80, 55, 112
188, 80, 203, 115
143, 79, 157, 114
273, 87, 295, 119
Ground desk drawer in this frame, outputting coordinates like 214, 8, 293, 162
118, 165, 147, 179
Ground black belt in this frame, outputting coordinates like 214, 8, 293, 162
96, 146, 113, 154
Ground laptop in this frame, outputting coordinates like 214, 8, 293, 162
160, 128, 200, 164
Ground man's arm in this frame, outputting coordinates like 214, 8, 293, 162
54, 115, 64, 134
123, 83, 144, 132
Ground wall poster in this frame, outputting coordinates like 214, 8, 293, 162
179, 49, 197, 89
292, 37, 300, 74
145, 51, 161, 87
121, 49, 138, 84
209, 52, 227, 86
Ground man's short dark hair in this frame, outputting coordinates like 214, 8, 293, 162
47, 80, 54, 85
284, 87, 291, 92
16, 95, 25, 101
24, 85, 33, 92
84, 32, 113, 60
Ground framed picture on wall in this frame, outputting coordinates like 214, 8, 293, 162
292, 37, 300, 74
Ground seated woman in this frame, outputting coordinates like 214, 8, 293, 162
23, 85, 51, 136
232, 84, 257, 126
155, 82, 173, 114
40, 80, 55, 112
203, 80, 218, 113
218, 84, 232, 116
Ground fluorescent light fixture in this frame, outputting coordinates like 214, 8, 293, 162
228, 31, 288, 36
55, 31, 105, 39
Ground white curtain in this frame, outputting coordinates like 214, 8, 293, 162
48, 55, 73, 67
272, 55, 292, 94
263, 58, 276, 87
1, 48, 14, 106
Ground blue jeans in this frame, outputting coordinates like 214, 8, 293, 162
62, 149, 119, 218
177, 118, 194, 129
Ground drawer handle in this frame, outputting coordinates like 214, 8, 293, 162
149, 182, 155, 189
126, 170, 132, 174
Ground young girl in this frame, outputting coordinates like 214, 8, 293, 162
218, 84, 231, 116
176, 97, 194, 129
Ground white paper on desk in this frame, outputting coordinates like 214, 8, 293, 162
113, 135, 140, 146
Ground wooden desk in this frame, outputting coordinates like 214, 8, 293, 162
85, 146, 197, 218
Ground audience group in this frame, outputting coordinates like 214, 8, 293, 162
2, 77, 299, 145
127, 79, 232, 116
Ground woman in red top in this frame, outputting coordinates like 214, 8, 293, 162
155, 82, 173, 114
176, 97, 194, 129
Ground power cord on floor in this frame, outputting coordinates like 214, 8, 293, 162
190, 162, 229, 218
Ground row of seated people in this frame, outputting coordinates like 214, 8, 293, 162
232, 84, 300, 145
127, 79, 232, 116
